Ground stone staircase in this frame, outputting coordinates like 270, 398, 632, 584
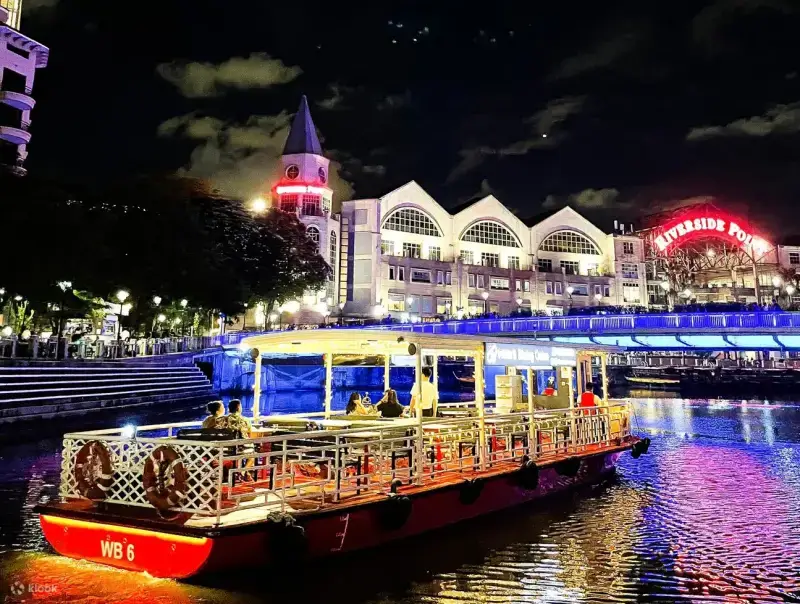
0, 363, 214, 424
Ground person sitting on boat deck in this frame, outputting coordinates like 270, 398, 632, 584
224, 399, 252, 437
201, 400, 226, 429
579, 382, 602, 415
345, 392, 371, 415
376, 389, 405, 418
543, 376, 556, 396
410, 366, 437, 418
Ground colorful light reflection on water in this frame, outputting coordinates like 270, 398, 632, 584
1, 397, 800, 603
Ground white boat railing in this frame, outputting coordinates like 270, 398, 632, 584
58, 404, 631, 525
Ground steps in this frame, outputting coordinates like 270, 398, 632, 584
0, 364, 215, 424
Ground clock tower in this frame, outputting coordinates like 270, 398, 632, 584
275, 96, 340, 310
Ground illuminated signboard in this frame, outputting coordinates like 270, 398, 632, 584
485, 343, 576, 367
653, 215, 770, 254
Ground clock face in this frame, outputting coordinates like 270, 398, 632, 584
286, 165, 300, 180
318, 167, 327, 183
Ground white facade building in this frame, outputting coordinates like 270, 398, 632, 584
0, 0, 48, 175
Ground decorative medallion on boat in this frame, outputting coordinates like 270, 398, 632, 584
143, 445, 189, 513
74, 440, 114, 500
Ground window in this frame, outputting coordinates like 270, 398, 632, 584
481, 253, 500, 268
538, 258, 552, 273
388, 266, 396, 280
621, 263, 638, 279
790, 252, 800, 265
445, 271, 452, 285
647, 284, 667, 305
623, 241, 635, 255
461, 220, 520, 247
436, 297, 451, 314
329, 231, 337, 281
623, 283, 640, 303
388, 294, 405, 312
403, 242, 421, 258
477, 275, 485, 289
280, 194, 298, 212
429, 246, 442, 261
555, 282, 563, 295
468, 273, 476, 288
568, 283, 588, 296
411, 269, 431, 283
302, 195, 321, 216
508, 256, 520, 270
398, 267, 405, 281
586, 264, 600, 276
7, 45, 30, 59
594, 285, 602, 297
460, 250, 474, 265
322, 196, 331, 214
540, 230, 600, 255
523, 280, 530, 292
515, 279, 522, 291
561, 260, 579, 275
381, 240, 394, 255
491, 277, 510, 290
306, 226, 320, 251
436, 270, 444, 285
546, 281, 553, 294
383, 207, 442, 237
603, 285, 611, 297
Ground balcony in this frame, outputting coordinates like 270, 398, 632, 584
0, 90, 35, 110
0, 123, 30, 145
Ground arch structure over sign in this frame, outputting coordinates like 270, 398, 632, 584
652, 212, 771, 257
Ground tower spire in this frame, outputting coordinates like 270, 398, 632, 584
283, 95, 323, 156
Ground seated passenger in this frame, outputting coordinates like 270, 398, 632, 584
345, 392, 370, 415
543, 376, 556, 396
376, 389, 405, 418
224, 399, 252, 437
202, 401, 226, 429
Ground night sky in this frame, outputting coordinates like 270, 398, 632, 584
19, 0, 800, 237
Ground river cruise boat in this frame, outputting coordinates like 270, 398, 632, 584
36, 330, 647, 579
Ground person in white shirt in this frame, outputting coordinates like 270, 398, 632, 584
410, 366, 437, 418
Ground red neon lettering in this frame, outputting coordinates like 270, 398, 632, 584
716, 219, 726, 232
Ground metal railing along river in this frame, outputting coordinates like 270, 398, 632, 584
59, 404, 631, 526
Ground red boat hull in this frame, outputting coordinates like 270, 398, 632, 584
39, 449, 623, 578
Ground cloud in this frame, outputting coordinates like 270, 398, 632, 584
157, 111, 355, 202
446, 97, 585, 183
156, 53, 302, 98
378, 91, 412, 111
22, 0, 59, 11
543, 188, 624, 210
686, 102, 800, 140
316, 84, 359, 110
549, 20, 646, 80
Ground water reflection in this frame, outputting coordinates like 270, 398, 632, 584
1, 397, 800, 603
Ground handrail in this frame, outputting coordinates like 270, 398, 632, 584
57, 403, 632, 524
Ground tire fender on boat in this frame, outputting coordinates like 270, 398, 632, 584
266, 513, 308, 563
142, 445, 189, 512
514, 456, 540, 490
631, 438, 651, 459
458, 478, 485, 505
74, 441, 114, 501
379, 494, 412, 531
554, 457, 582, 477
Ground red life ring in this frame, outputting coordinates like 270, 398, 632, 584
74, 441, 114, 500
143, 445, 189, 512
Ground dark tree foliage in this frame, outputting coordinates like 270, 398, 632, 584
0, 172, 329, 334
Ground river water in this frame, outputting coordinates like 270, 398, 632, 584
2, 395, 800, 603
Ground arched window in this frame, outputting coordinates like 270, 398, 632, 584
307, 226, 320, 252
329, 231, 337, 281
383, 207, 442, 237
539, 230, 600, 255
460, 220, 520, 248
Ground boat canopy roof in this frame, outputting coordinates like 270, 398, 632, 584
240, 329, 620, 358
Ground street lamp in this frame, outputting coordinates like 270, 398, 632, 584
55, 281, 72, 354
566, 286, 574, 312
242, 302, 248, 331
115, 290, 129, 345
338, 301, 345, 326
772, 276, 783, 288
787, 284, 796, 296
406, 296, 414, 312
250, 197, 268, 213
594, 292, 602, 303
481, 291, 489, 315
179, 299, 189, 336
14, 295, 22, 302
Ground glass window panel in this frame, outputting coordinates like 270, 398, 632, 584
540, 230, 600, 255
461, 220, 520, 247
383, 207, 442, 236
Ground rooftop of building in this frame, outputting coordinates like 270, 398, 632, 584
282, 95, 323, 156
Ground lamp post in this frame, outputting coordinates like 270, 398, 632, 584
115, 290, 129, 345
481, 291, 489, 315
566, 286, 574, 312
56, 280, 72, 359
594, 292, 602, 305
338, 301, 345, 326
180, 299, 188, 336
250, 197, 267, 214
151, 296, 162, 336
406, 296, 414, 315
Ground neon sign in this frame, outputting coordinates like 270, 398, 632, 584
653, 215, 770, 254
275, 185, 328, 195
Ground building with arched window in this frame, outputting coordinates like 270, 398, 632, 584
242, 97, 647, 326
